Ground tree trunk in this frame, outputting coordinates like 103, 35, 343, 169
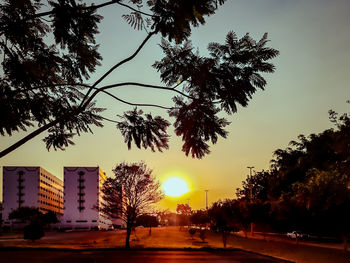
222, 231, 227, 248
125, 225, 132, 248
343, 234, 348, 253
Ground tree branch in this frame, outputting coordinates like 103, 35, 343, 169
16, 81, 193, 101
0, 117, 62, 158
27, 0, 122, 20
99, 82, 194, 100
116, 1, 155, 17
81, 31, 155, 107
27, 0, 155, 21
100, 116, 120, 124
0, 31, 165, 159
101, 90, 172, 110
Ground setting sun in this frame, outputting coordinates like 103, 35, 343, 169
162, 177, 189, 197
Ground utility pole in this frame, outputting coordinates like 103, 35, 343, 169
204, 190, 209, 209
247, 166, 254, 236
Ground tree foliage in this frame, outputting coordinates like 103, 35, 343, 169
8, 206, 58, 240
9, 206, 42, 222
190, 209, 210, 226
235, 105, 350, 240
23, 221, 44, 241
9, 206, 58, 225
135, 214, 159, 227
99, 161, 163, 248
176, 203, 192, 216
0, 0, 278, 159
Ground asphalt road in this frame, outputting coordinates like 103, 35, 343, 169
0, 249, 289, 263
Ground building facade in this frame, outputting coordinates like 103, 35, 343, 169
2, 166, 64, 224
62, 167, 113, 230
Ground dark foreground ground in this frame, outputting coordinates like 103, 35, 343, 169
0, 249, 290, 263
0, 227, 348, 263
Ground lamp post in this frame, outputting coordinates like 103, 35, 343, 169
247, 166, 254, 200
247, 166, 254, 236
204, 190, 209, 209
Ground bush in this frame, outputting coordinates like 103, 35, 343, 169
189, 228, 196, 238
23, 222, 44, 241
199, 229, 206, 242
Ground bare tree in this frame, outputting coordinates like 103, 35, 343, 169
99, 161, 163, 248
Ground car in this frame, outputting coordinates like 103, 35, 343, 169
287, 231, 309, 239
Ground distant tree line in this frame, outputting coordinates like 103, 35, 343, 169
235, 106, 349, 239
188, 105, 350, 251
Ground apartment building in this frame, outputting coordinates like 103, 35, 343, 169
2, 166, 64, 224
62, 167, 113, 230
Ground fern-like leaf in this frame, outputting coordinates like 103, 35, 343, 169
122, 12, 145, 30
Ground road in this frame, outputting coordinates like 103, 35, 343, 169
0, 249, 289, 263
237, 232, 345, 251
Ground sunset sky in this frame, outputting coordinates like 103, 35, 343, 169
1, 0, 349, 211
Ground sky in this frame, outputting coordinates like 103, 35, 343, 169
1, 0, 350, 211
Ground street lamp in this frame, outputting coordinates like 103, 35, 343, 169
247, 166, 254, 200
204, 190, 209, 209
247, 166, 254, 236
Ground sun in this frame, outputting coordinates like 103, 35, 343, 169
162, 177, 189, 197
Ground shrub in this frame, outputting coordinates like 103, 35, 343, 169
189, 228, 196, 238
23, 222, 44, 241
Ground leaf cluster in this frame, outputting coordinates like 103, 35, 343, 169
117, 108, 170, 152
153, 32, 278, 158
0, 0, 104, 150
148, 0, 226, 43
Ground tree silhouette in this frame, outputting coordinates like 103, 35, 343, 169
176, 203, 192, 226
190, 209, 210, 226
176, 203, 192, 216
0, 0, 279, 159
236, 104, 350, 250
99, 161, 163, 248
8, 206, 58, 240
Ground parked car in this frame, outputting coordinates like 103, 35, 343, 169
287, 231, 309, 239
